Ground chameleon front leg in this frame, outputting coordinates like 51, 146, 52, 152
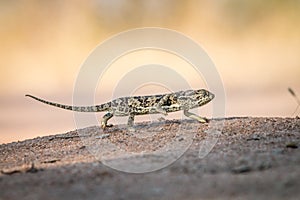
126, 113, 136, 132
100, 112, 114, 129
154, 95, 169, 115
127, 113, 135, 127
183, 109, 208, 123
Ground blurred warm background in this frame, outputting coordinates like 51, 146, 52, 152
0, 0, 299, 144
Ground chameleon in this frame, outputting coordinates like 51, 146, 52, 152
26, 89, 214, 129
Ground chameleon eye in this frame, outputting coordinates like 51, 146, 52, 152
199, 90, 206, 95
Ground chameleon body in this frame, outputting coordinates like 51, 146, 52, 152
26, 89, 214, 129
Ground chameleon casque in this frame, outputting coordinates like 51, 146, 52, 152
26, 89, 214, 129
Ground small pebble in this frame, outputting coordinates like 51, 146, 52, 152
246, 135, 260, 141
232, 165, 252, 173
286, 142, 298, 149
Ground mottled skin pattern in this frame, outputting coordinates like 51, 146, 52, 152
26, 89, 214, 129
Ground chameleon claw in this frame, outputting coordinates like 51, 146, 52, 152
198, 117, 209, 123
101, 123, 113, 130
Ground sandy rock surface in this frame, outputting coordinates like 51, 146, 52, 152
0, 117, 299, 200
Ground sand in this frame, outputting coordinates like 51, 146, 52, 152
0, 117, 299, 200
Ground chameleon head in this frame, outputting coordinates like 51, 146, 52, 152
178, 89, 215, 109
193, 89, 215, 106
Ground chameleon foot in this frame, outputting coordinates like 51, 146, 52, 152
100, 122, 113, 129
101, 112, 114, 129
127, 126, 136, 132
198, 117, 209, 123
183, 110, 209, 123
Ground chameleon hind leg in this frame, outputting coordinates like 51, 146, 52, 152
101, 112, 114, 129
126, 113, 136, 132
183, 110, 208, 123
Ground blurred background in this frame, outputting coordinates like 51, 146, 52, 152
0, 0, 299, 144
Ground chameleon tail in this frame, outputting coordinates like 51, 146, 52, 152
25, 94, 109, 112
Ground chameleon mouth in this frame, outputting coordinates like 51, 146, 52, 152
209, 92, 215, 100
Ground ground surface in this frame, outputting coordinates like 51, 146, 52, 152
0, 117, 299, 200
